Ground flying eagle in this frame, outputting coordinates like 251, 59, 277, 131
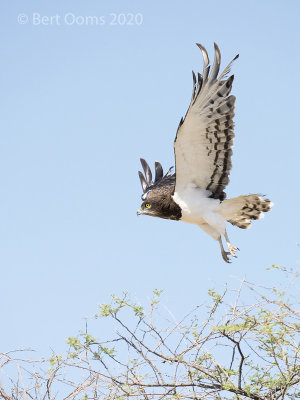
137, 43, 273, 263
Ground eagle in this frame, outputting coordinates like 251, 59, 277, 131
137, 43, 273, 263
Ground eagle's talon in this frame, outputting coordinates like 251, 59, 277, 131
222, 251, 232, 263
227, 243, 239, 258
225, 238, 239, 258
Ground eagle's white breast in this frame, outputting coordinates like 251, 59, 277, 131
173, 187, 221, 227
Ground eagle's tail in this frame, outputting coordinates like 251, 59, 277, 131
218, 194, 273, 229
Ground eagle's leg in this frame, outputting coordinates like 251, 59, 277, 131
224, 230, 239, 258
218, 236, 231, 263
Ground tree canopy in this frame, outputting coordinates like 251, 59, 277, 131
1, 265, 299, 400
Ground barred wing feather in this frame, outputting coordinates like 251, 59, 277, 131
174, 43, 239, 201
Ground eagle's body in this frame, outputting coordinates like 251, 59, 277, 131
137, 43, 273, 263
173, 188, 219, 226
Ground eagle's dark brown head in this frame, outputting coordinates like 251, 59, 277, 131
137, 159, 181, 221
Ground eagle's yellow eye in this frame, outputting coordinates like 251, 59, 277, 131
145, 203, 150, 208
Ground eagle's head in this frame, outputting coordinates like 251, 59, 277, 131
137, 159, 181, 221
137, 197, 168, 219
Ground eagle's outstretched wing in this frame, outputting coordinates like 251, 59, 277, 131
138, 158, 175, 200
174, 43, 239, 201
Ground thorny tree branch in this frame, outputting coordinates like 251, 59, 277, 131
1, 271, 300, 399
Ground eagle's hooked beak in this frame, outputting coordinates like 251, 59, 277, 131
137, 208, 143, 216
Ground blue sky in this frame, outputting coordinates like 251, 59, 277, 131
0, 0, 299, 356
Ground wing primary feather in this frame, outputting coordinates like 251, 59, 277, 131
218, 53, 239, 81
197, 72, 203, 90
196, 43, 209, 66
154, 161, 163, 182
192, 72, 204, 105
138, 171, 147, 193
192, 70, 196, 100
208, 43, 221, 84
166, 166, 174, 176
140, 158, 153, 184
203, 65, 210, 83
196, 43, 210, 82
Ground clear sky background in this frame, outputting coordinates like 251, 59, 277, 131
0, 0, 299, 357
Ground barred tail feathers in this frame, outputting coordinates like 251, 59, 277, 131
218, 194, 273, 229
